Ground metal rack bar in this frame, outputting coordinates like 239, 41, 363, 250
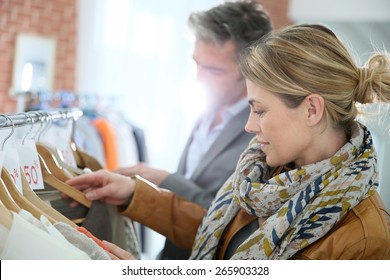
0, 108, 83, 128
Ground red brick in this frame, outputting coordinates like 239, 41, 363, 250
0, 0, 77, 113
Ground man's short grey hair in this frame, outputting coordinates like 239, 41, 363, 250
188, 0, 272, 57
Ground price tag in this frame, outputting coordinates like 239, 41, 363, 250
17, 139, 44, 190
41, 122, 77, 167
3, 148, 22, 192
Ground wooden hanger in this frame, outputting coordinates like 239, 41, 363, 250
38, 153, 91, 208
20, 169, 77, 228
70, 140, 103, 171
76, 150, 103, 171
1, 167, 57, 224
26, 112, 73, 181
36, 143, 73, 182
70, 140, 83, 168
0, 200, 12, 229
42, 143, 90, 176
28, 112, 91, 208
0, 114, 22, 214
0, 174, 21, 213
36, 112, 90, 176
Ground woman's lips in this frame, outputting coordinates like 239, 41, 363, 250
259, 141, 269, 150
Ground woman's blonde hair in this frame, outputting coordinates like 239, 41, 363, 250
239, 24, 390, 134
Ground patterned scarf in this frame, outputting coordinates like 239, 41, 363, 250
190, 122, 378, 259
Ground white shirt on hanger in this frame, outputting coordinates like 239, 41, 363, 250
0, 212, 90, 260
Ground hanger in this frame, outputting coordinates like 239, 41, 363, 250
1, 167, 57, 224
36, 143, 74, 181
41, 144, 89, 176
69, 137, 103, 171
35, 112, 89, 177
0, 115, 22, 213
17, 113, 77, 228
0, 200, 12, 229
0, 115, 59, 223
30, 112, 72, 181
20, 169, 77, 228
62, 110, 103, 171
28, 112, 91, 208
70, 140, 84, 168
71, 143, 103, 171
55, 108, 103, 171
0, 175, 21, 213
38, 154, 91, 208
49, 111, 93, 175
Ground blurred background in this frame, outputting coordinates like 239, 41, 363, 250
1, 0, 389, 259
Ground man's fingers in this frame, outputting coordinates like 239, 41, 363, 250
114, 166, 138, 177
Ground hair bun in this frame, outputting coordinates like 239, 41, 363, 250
354, 67, 373, 104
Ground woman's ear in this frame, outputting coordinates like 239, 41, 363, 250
305, 94, 325, 126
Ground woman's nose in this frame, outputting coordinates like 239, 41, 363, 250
245, 115, 257, 134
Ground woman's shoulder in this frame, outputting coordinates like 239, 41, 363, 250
293, 192, 390, 260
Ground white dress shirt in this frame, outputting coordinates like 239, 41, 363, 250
185, 98, 248, 179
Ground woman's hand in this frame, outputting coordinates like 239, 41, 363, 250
103, 241, 136, 260
66, 169, 136, 206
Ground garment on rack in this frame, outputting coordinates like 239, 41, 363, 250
44, 191, 140, 257
73, 116, 106, 167
55, 222, 111, 260
92, 117, 119, 170
80, 200, 112, 241
77, 111, 143, 170
43, 194, 112, 242
42, 190, 88, 220
0, 108, 142, 259
131, 123, 148, 162
104, 112, 139, 168
19, 206, 111, 259
0, 212, 90, 260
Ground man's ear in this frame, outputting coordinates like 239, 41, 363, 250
305, 94, 325, 126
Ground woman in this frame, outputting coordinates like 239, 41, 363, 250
67, 24, 390, 259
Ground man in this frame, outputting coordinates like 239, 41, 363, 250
114, 0, 272, 259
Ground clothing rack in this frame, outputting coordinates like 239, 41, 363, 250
0, 108, 83, 129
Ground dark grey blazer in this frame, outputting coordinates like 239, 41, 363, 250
160, 105, 252, 207
158, 106, 253, 259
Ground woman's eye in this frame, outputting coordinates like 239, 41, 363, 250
254, 110, 265, 117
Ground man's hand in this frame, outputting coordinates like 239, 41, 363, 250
114, 163, 170, 186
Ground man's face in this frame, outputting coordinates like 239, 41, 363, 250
192, 40, 247, 110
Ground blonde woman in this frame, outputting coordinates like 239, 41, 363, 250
68, 24, 390, 259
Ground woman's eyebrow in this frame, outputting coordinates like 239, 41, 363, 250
248, 99, 261, 106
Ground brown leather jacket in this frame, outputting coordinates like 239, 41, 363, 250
121, 176, 390, 259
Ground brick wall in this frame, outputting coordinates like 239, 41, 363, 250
0, 0, 291, 114
0, 0, 77, 114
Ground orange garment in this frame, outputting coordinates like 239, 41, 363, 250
77, 226, 109, 252
92, 118, 119, 170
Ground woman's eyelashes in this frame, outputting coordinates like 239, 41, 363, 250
254, 109, 265, 117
